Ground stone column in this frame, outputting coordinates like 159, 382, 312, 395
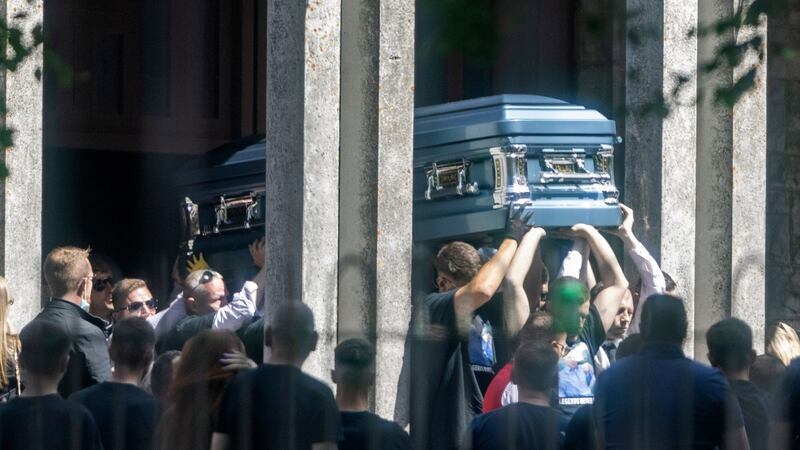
730, 1, 766, 352
339, 0, 414, 418
694, 0, 767, 354
0, 0, 43, 332
624, 0, 698, 355
265, 0, 341, 379
694, 0, 734, 356
627, 0, 767, 356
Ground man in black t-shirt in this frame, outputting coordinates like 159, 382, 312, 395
333, 338, 411, 450
0, 321, 103, 450
410, 206, 534, 450
211, 301, 341, 450
70, 317, 161, 450
707, 317, 771, 450
463, 342, 565, 450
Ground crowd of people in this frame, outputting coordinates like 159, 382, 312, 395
0, 203, 799, 449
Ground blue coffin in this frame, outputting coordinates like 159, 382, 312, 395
413, 94, 621, 242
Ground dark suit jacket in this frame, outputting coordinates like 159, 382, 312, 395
23, 299, 112, 397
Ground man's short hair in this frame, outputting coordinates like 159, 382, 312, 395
20, 321, 71, 376
269, 301, 316, 350
150, 350, 181, 400
640, 295, 687, 344
334, 338, 376, 388
516, 311, 555, 349
111, 279, 148, 311
511, 342, 558, 392
43, 246, 91, 298
434, 242, 482, 285
88, 251, 121, 280
109, 317, 156, 369
548, 276, 590, 335
183, 269, 223, 297
707, 317, 753, 372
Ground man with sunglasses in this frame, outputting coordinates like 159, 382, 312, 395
88, 252, 122, 323
111, 279, 157, 321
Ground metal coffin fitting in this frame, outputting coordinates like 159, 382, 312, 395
412, 94, 622, 242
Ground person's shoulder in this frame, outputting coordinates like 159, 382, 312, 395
596, 353, 636, 382
418, 290, 457, 326
786, 357, 800, 376
366, 412, 407, 434
68, 382, 103, 402
48, 393, 94, 417
472, 402, 511, 426
120, 383, 159, 404
297, 369, 336, 397
374, 414, 412, 448
689, 359, 726, 380
423, 290, 455, 307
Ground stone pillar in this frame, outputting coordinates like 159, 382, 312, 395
695, 0, 767, 355
730, 2, 766, 352
265, 0, 341, 379
627, 0, 767, 356
0, 0, 43, 332
625, 0, 698, 355
694, 0, 734, 356
339, 0, 414, 418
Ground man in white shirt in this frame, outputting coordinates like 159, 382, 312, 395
151, 238, 266, 352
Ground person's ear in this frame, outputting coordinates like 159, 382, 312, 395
77, 278, 89, 299
144, 349, 155, 370
747, 349, 757, 367
331, 369, 338, 384
435, 276, 446, 292
184, 296, 197, 314
310, 331, 319, 352
707, 353, 718, 368
58, 353, 71, 376
264, 326, 273, 348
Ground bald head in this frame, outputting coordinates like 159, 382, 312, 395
183, 269, 225, 315
266, 301, 318, 360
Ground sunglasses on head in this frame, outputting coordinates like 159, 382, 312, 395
92, 276, 114, 291
200, 270, 215, 284
116, 299, 157, 313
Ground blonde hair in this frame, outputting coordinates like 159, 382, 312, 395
111, 279, 148, 311
766, 322, 800, 366
0, 276, 20, 388
44, 246, 92, 298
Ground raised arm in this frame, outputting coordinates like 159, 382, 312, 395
572, 224, 628, 333
248, 238, 267, 313
609, 204, 666, 333
503, 226, 546, 336
453, 207, 530, 316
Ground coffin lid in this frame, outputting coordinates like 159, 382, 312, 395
177, 134, 267, 187
414, 94, 616, 149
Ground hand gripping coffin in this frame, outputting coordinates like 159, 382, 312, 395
413, 94, 621, 242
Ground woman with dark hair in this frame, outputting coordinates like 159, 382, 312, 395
155, 329, 255, 450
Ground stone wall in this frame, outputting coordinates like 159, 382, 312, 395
766, 10, 800, 330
